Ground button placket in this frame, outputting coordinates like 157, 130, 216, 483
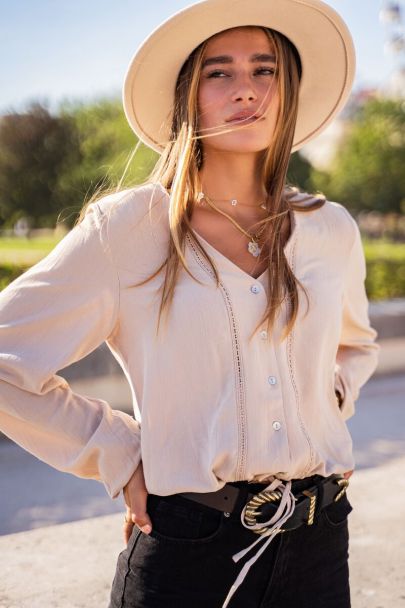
260, 340, 284, 434
267, 378, 283, 432
246, 279, 286, 440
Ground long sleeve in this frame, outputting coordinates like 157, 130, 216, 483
0, 200, 141, 499
334, 218, 380, 421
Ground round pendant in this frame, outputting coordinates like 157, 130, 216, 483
248, 241, 261, 257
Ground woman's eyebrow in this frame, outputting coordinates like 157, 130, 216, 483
202, 53, 276, 68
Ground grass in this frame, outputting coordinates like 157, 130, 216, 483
0, 236, 63, 265
362, 238, 405, 261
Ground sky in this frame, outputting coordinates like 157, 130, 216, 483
0, 0, 402, 115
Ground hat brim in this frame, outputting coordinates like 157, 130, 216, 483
123, 0, 356, 154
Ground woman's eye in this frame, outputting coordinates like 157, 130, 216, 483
205, 67, 277, 79
255, 67, 277, 76
206, 70, 227, 78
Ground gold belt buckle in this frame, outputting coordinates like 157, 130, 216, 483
243, 488, 287, 535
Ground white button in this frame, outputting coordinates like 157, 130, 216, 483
272, 421, 282, 431
260, 330, 268, 340
250, 284, 261, 294
268, 376, 277, 385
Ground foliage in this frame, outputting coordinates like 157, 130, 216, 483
287, 152, 319, 194
363, 238, 405, 300
311, 98, 405, 214
0, 99, 158, 230
57, 98, 157, 226
0, 103, 79, 228
0, 262, 30, 290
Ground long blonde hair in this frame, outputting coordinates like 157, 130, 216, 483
77, 26, 326, 342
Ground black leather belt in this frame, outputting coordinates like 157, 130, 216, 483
179, 473, 349, 534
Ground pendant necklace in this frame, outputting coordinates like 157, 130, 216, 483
197, 192, 268, 258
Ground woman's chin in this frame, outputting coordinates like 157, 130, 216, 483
204, 136, 273, 155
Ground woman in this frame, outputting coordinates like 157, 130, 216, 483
0, 0, 380, 607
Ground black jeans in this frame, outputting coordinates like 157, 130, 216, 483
108, 475, 353, 608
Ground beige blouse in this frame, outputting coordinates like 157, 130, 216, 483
0, 183, 380, 500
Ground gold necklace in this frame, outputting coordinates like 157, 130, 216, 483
197, 191, 267, 210
197, 192, 268, 258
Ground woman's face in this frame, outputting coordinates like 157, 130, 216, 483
197, 26, 280, 155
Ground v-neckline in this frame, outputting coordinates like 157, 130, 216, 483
156, 182, 297, 283
189, 208, 297, 283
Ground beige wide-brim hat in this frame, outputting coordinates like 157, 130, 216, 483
123, 0, 356, 154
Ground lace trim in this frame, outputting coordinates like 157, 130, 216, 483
186, 235, 248, 481
285, 230, 314, 476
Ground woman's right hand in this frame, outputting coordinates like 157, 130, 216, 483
122, 460, 152, 544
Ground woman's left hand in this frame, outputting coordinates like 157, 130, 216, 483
343, 470, 354, 479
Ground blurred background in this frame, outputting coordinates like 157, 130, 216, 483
1, 0, 405, 299
0, 2, 404, 607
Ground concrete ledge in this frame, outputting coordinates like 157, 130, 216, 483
372, 337, 405, 377
369, 298, 405, 340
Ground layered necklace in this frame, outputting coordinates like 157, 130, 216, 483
196, 191, 268, 258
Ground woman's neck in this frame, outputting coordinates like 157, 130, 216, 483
198, 150, 267, 210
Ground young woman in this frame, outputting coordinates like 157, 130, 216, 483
0, 1, 380, 606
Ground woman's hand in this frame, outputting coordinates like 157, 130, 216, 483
343, 469, 354, 480
122, 460, 153, 544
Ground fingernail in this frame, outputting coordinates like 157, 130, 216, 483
141, 524, 152, 534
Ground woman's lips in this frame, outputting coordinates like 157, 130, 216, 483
226, 115, 264, 124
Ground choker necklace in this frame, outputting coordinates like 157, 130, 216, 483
197, 192, 268, 258
197, 192, 267, 211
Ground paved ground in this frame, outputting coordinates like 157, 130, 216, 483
349, 454, 405, 608
0, 372, 404, 607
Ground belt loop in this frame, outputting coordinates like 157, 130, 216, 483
313, 477, 325, 519
235, 484, 252, 516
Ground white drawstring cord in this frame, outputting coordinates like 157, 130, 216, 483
221, 478, 297, 608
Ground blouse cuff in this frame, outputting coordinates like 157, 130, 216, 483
94, 408, 142, 500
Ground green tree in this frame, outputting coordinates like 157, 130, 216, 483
58, 98, 157, 225
311, 98, 405, 213
0, 102, 79, 228
287, 151, 318, 194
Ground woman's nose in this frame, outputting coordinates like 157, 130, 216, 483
231, 76, 258, 103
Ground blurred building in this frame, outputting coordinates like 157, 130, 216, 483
302, 2, 405, 170
380, 1, 405, 97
